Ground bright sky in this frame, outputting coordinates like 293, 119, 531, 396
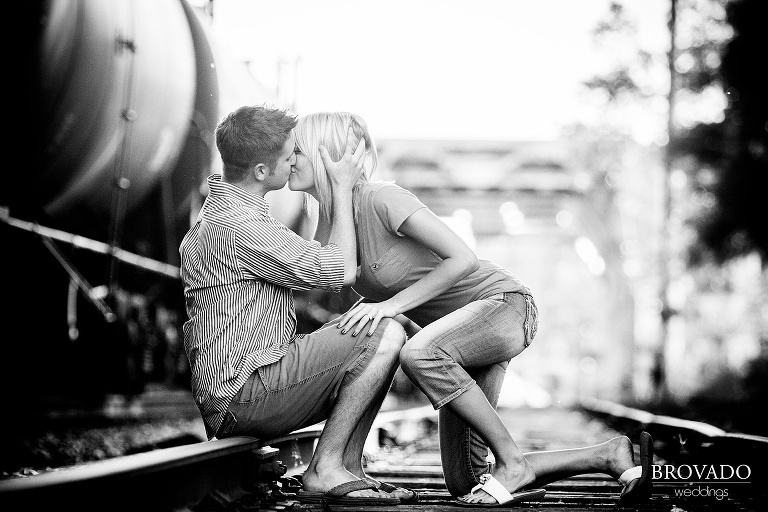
208, 0, 669, 141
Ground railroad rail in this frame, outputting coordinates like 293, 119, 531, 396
0, 426, 321, 512
2, 401, 767, 511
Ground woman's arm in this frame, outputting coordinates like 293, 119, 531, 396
385, 208, 479, 312
317, 133, 366, 286
314, 215, 332, 245
338, 207, 479, 336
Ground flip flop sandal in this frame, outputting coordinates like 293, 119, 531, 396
455, 474, 546, 508
322, 480, 400, 506
296, 481, 381, 504
618, 431, 654, 504
294, 489, 324, 504
373, 480, 420, 503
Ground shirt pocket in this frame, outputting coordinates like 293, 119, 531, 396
369, 246, 412, 289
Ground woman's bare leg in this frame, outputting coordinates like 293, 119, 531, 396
524, 435, 637, 487
444, 385, 536, 502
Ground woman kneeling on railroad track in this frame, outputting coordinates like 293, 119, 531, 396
289, 111, 655, 508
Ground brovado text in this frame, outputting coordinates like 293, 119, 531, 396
653, 464, 751, 481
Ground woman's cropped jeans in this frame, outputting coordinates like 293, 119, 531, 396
399, 292, 538, 497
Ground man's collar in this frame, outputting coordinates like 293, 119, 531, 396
207, 174, 268, 213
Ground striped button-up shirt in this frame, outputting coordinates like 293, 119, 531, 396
179, 174, 345, 439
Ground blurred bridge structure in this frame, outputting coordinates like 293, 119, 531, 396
374, 138, 660, 407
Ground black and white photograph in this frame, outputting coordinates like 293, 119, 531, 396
1, 1, 766, 511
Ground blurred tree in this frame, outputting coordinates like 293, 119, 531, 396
581, 0, 677, 403
671, 0, 768, 266
586, 0, 768, 267
581, 0, 768, 412
669, 1, 768, 435
584, 2, 658, 102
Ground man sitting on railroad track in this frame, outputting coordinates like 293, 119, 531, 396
178, 104, 411, 506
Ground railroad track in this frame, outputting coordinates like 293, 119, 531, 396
0, 425, 321, 512
2, 401, 766, 511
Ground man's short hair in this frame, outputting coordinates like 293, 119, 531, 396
215, 105, 298, 182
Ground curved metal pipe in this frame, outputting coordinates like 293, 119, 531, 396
37, 0, 197, 217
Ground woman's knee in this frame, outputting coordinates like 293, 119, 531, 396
399, 341, 430, 374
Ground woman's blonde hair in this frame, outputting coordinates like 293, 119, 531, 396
294, 112, 378, 221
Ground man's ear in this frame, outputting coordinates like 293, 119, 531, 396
252, 163, 268, 182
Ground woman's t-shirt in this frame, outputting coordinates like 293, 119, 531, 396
352, 181, 530, 327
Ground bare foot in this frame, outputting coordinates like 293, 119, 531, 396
604, 436, 638, 478
359, 475, 416, 501
302, 467, 395, 499
457, 458, 536, 505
